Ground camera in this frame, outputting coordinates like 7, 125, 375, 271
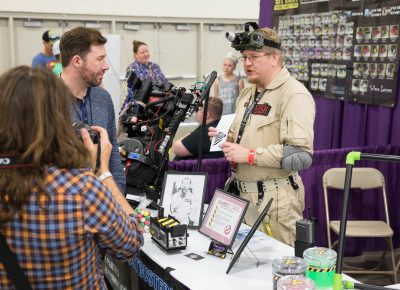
225, 21, 281, 52
72, 121, 99, 144
119, 69, 217, 201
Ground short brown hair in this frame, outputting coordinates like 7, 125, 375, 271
258, 27, 282, 64
60, 27, 107, 67
207, 97, 223, 119
132, 40, 147, 54
0, 66, 89, 223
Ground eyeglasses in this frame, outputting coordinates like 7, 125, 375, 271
239, 53, 268, 63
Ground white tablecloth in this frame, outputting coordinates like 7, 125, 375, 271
140, 225, 357, 289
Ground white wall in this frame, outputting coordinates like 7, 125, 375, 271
0, 1, 258, 122
1, 0, 259, 20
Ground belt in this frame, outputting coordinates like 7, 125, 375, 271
236, 175, 298, 193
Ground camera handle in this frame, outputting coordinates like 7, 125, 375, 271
195, 87, 210, 172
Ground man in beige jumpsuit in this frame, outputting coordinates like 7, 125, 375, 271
210, 26, 315, 245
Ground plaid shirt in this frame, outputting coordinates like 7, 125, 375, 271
127, 61, 168, 83
0, 167, 143, 289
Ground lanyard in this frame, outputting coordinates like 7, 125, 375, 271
234, 89, 267, 207
235, 89, 266, 145
73, 87, 93, 125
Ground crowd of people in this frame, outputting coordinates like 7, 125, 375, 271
0, 23, 315, 288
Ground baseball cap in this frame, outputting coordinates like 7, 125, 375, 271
52, 40, 60, 56
42, 30, 60, 44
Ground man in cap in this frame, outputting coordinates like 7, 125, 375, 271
31, 29, 60, 68
209, 25, 315, 246
50, 40, 62, 76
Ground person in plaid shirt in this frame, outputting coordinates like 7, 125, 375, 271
0, 66, 143, 289
126, 40, 168, 83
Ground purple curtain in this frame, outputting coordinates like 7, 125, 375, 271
168, 158, 232, 204
169, 145, 400, 254
258, 0, 400, 150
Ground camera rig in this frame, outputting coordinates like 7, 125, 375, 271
119, 69, 217, 202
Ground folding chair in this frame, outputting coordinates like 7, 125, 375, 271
323, 167, 397, 283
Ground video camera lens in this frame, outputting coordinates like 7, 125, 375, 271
225, 32, 237, 42
72, 121, 99, 144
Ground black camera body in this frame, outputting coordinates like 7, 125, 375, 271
119, 69, 217, 201
72, 121, 99, 144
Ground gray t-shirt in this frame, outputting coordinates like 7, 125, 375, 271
217, 75, 240, 115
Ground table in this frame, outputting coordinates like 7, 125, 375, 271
105, 225, 358, 290
169, 144, 400, 254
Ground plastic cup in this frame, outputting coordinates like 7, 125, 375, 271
272, 256, 307, 290
303, 247, 337, 289
277, 275, 316, 290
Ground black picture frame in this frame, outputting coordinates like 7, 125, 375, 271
199, 188, 249, 249
160, 172, 207, 228
226, 198, 274, 274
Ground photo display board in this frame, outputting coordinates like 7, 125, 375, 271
272, 0, 400, 107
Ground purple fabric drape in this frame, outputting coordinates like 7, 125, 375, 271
258, 0, 400, 150
168, 158, 232, 204
259, 0, 273, 28
169, 145, 400, 254
300, 145, 400, 254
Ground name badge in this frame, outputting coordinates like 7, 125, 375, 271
207, 241, 228, 259
253, 103, 271, 116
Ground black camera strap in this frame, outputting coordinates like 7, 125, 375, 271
235, 90, 266, 145
234, 89, 267, 205
0, 232, 33, 290
94, 141, 101, 174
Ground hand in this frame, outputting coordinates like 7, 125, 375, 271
208, 126, 219, 138
81, 126, 112, 175
221, 142, 250, 164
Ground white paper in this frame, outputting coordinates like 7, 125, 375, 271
210, 113, 236, 152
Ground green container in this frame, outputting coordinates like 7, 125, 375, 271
303, 247, 336, 289
272, 256, 307, 290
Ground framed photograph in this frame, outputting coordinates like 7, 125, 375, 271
199, 188, 249, 248
160, 172, 207, 228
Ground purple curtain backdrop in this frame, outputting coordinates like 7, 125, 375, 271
258, 0, 400, 150
169, 144, 400, 253
167, 0, 400, 255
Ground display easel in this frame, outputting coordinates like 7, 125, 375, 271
334, 152, 400, 290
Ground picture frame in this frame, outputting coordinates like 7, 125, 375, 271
199, 188, 249, 249
160, 172, 207, 228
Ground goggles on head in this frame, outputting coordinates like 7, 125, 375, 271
226, 22, 281, 52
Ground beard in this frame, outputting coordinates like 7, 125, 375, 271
80, 63, 103, 87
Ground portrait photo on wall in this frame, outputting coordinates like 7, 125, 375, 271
160, 172, 207, 228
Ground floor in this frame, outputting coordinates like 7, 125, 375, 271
341, 248, 400, 286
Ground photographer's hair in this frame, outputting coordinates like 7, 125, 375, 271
207, 97, 223, 120
258, 27, 282, 66
132, 40, 147, 54
60, 27, 107, 67
0, 66, 89, 224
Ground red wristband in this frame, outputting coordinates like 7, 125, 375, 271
248, 149, 255, 165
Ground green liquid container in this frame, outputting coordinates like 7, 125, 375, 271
277, 275, 316, 290
272, 256, 307, 290
303, 247, 337, 289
